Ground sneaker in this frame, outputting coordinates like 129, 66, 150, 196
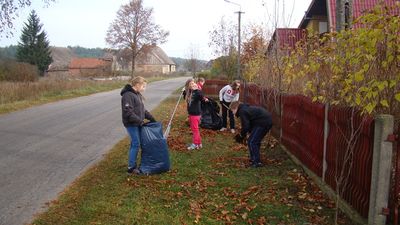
187, 143, 197, 150
230, 129, 235, 134
197, 144, 203, 149
127, 167, 140, 174
220, 127, 227, 132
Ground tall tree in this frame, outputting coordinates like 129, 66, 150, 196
16, 10, 53, 75
208, 17, 236, 57
0, 0, 55, 37
105, 0, 169, 75
208, 17, 238, 79
241, 26, 268, 81
185, 44, 200, 77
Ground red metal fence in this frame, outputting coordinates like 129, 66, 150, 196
324, 106, 375, 218
203, 80, 377, 220
246, 84, 281, 138
281, 94, 325, 177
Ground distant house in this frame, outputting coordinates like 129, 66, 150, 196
46, 47, 76, 77
112, 45, 176, 74
69, 58, 112, 77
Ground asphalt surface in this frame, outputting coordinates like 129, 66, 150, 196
0, 77, 189, 225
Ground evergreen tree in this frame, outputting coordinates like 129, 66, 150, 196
16, 10, 52, 75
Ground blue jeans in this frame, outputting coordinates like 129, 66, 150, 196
126, 126, 140, 169
247, 125, 271, 164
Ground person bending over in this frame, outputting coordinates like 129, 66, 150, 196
230, 101, 272, 168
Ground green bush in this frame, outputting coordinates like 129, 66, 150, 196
0, 60, 39, 82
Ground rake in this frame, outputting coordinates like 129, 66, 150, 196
163, 89, 184, 139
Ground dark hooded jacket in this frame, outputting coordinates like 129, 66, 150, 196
120, 84, 155, 127
235, 104, 272, 137
187, 89, 204, 116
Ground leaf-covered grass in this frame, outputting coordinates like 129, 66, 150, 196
32, 95, 352, 225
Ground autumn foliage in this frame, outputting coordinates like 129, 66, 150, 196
275, 3, 399, 121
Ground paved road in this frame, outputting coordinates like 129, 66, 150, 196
0, 77, 189, 225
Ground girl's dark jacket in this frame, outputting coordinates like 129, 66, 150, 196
187, 89, 204, 116
120, 84, 155, 127
235, 104, 272, 137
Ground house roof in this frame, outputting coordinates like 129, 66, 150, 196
69, 58, 111, 69
299, 0, 399, 31
330, 0, 399, 29
135, 45, 175, 65
49, 47, 77, 70
267, 28, 306, 52
299, 0, 327, 29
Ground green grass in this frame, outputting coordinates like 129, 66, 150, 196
0, 77, 165, 115
31, 96, 352, 225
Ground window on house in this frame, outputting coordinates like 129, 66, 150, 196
319, 21, 328, 34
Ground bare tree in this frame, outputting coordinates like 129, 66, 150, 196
185, 44, 200, 77
0, 0, 55, 37
208, 16, 236, 57
105, 0, 169, 76
208, 17, 238, 79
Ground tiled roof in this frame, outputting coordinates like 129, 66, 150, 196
267, 28, 306, 52
136, 45, 175, 65
69, 58, 111, 69
330, 0, 399, 29
300, 0, 399, 31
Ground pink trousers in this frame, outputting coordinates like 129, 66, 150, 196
189, 115, 201, 145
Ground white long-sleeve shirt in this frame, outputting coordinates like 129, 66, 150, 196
219, 85, 240, 103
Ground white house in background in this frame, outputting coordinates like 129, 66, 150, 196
111, 44, 176, 74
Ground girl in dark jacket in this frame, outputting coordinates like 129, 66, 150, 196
120, 76, 155, 174
186, 79, 207, 150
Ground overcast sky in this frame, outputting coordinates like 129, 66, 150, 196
0, 0, 312, 60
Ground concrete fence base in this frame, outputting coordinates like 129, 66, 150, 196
368, 115, 394, 225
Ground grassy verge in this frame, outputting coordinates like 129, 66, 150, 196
31, 96, 352, 225
0, 77, 165, 115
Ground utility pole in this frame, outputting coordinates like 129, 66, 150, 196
224, 0, 246, 102
235, 10, 244, 80
223, 0, 244, 80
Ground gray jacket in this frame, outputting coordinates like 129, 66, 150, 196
120, 84, 155, 127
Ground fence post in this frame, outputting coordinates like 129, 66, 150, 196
279, 92, 283, 141
322, 103, 329, 182
368, 114, 394, 225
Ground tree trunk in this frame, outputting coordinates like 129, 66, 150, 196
131, 53, 136, 77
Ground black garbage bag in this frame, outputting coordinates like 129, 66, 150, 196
139, 122, 170, 174
200, 98, 223, 130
